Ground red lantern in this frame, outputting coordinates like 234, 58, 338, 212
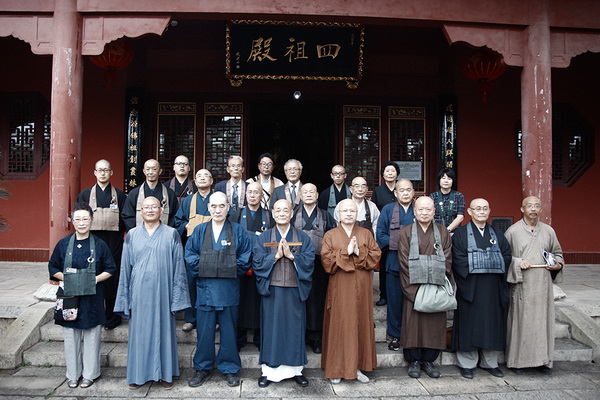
89, 39, 134, 90
461, 49, 506, 104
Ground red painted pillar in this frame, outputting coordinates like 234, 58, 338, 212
520, 1, 552, 223
49, 0, 83, 249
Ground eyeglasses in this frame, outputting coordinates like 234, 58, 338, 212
196, 173, 212, 178
142, 205, 160, 210
260, 162, 273, 167
470, 207, 490, 212
95, 169, 111, 174
174, 162, 189, 166
73, 217, 91, 223
331, 171, 346, 176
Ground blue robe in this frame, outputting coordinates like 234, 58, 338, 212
184, 220, 252, 373
376, 202, 414, 338
253, 227, 315, 367
114, 223, 190, 385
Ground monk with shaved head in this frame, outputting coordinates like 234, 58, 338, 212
504, 195, 564, 374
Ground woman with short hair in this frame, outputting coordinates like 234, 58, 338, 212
48, 203, 116, 389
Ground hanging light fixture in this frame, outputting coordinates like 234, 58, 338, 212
461, 48, 506, 104
89, 38, 134, 90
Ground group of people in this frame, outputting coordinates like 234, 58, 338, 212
48, 153, 564, 390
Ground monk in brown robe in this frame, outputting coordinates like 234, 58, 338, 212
321, 199, 381, 384
398, 196, 453, 379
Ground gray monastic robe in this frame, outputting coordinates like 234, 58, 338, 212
504, 219, 564, 369
115, 223, 191, 385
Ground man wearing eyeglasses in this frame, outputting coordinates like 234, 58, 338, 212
165, 155, 197, 206
318, 165, 351, 218
77, 159, 127, 330
450, 198, 512, 379
333, 176, 379, 238
269, 159, 304, 208
246, 153, 283, 210
215, 155, 247, 214
504, 196, 564, 375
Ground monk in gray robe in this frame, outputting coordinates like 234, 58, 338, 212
504, 196, 564, 374
115, 196, 191, 389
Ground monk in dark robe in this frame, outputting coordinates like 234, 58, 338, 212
321, 199, 381, 384
398, 196, 453, 379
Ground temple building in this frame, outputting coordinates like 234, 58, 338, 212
1, 0, 599, 262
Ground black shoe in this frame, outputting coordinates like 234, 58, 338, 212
388, 337, 400, 351
510, 367, 524, 375
293, 375, 309, 387
224, 373, 240, 387
538, 365, 552, 374
104, 319, 122, 330
408, 361, 421, 378
376, 298, 387, 306
481, 367, 504, 377
258, 376, 271, 388
188, 370, 211, 387
421, 361, 441, 378
311, 340, 322, 354
459, 367, 473, 379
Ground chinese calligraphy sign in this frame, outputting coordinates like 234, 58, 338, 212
226, 20, 364, 88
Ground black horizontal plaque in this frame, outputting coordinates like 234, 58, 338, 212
226, 20, 364, 87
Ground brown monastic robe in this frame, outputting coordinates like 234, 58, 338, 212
398, 222, 453, 350
504, 220, 564, 368
321, 224, 381, 379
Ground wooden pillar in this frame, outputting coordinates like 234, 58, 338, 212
520, 1, 553, 223
49, 0, 83, 249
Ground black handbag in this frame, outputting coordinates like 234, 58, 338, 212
54, 286, 79, 322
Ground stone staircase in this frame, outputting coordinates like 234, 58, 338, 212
23, 293, 594, 370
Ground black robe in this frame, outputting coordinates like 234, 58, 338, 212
292, 205, 337, 332
121, 182, 179, 230
229, 207, 273, 330
451, 221, 512, 352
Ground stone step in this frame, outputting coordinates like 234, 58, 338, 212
39, 319, 390, 345
22, 337, 592, 370
38, 318, 573, 345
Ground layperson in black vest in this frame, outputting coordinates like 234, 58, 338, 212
229, 181, 274, 350
76, 159, 126, 330
122, 159, 178, 230
452, 198, 511, 379
246, 152, 284, 210
370, 161, 401, 306
269, 159, 303, 208
318, 164, 351, 218
174, 168, 214, 332
333, 176, 379, 237
184, 192, 253, 388
293, 183, 337, 354
164, 155, 197, 206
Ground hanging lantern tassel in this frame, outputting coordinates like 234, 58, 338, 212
461, 49, 506, 104
89, 39, 134, 90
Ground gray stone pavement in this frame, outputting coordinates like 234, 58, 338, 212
0, 262, 599, 398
